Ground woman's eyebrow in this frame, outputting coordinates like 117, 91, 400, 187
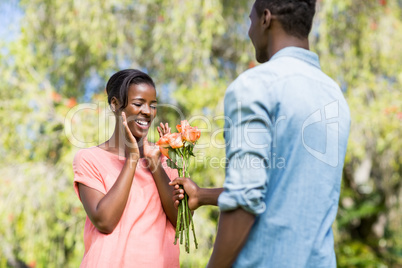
131, 98, 157, 102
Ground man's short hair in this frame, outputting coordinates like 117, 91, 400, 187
254, 0, 316, 39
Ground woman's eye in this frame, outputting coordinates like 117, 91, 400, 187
133, 103, 142, 107
150, 105, 157, 109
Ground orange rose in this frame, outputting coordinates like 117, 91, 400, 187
177, 120, 201, 143
166, 133, 184, 149
176, 120, 190, 134
156, 135, 171, 158
160, 147, 170, 158
156, 135, 170, 147
183, 126, 201, 143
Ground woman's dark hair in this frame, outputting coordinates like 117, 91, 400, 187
254, 0, 316, 39
106, 69, 156, 110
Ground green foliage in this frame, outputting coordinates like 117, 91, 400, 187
18, 0, 125, 98
316, 0, 402, 265
336, 241, 387, 267
0, 0, 401, 267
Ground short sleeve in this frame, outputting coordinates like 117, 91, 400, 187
161, 155, 179, 181
73, 149, 107, 201
218, 76, 273, 215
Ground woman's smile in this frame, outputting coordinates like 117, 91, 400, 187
123, 83, 157, 138
134, 118, 151, 129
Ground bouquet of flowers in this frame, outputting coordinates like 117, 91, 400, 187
156, 120, 201, 253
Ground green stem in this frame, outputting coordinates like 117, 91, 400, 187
172, 147, 198, 253
189, 207, 198, 249
186, 194, 190, 253
174, 186, 182, 245
180, 199, 185, 245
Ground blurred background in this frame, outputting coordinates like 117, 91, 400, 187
0, 0, 401, 267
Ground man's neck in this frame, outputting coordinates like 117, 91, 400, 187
267, 29, 310, 60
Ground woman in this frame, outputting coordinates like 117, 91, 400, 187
73, 69, 179, 267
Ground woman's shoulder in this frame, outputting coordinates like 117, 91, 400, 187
74, 146, 99, 157
73, 146, 112, 165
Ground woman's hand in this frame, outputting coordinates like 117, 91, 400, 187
144, 122, 171, 171
122, 112, 140, 161
157, 122, 171, 137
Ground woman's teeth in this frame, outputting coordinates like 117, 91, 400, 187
135, 120, 148, 126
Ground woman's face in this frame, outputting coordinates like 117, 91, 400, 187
123, 83, 157, 139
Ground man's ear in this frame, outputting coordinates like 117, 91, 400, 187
111, 97, 120, 112
262, 9, 272, 29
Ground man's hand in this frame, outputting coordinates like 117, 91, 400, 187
170, 177, 201, 210
170, 178, 224, 210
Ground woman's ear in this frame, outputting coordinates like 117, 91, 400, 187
111, 97, 120, 113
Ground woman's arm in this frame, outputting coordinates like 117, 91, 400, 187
78, 112, 140, 234
143, 122, 177, 226
78, 157, 138, 234
149, 162, 178, 226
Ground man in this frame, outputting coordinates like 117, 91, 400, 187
170, 0, 350, 267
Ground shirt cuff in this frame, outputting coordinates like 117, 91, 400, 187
218, 187, 266, 215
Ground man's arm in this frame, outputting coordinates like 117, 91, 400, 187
169, 177, 223, 210
206, 77, 270, 266
207, 208, 255, 268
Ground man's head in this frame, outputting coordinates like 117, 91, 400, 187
248, 0, 316, 62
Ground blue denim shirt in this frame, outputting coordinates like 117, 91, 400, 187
218, 47, 351, 267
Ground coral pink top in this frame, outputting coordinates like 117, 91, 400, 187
73, 146, 180, 268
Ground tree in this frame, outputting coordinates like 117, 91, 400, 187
0, 0, 401, 267
0, 0, 250, 266
315, 0, 402, 266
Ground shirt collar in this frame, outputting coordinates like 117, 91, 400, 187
270, 46, 321, 69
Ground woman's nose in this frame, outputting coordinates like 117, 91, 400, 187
140, 104, 151, 115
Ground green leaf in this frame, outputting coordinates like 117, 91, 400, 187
166, 158, 178, 169
176, 156, 184, 169
168, 149, 177, 163
185, 142, 194, 150
188, 150, 195, 157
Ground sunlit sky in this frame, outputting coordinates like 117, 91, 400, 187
0, 0, 22, 42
